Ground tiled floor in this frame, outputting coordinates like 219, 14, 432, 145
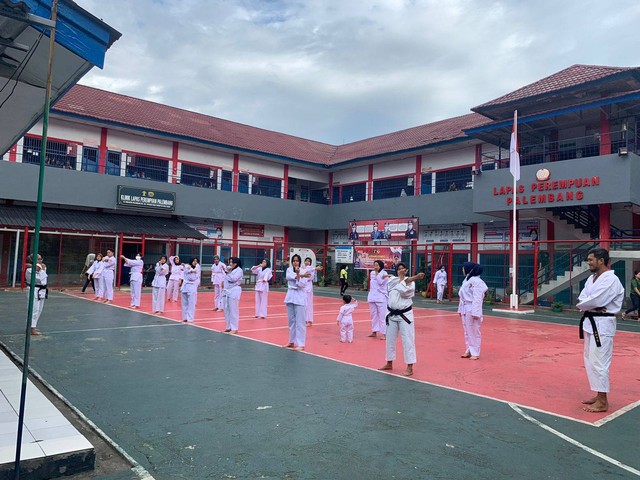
0, 352, 92, 464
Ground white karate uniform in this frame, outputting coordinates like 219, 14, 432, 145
301, 265, 315, 324
576, 270, 624, 393
252, 266, 272, 318
102, 255, 116, 301
457, 275, 488, 357
433, 270, 447, 302
211, 262, 227, 310
124, 258, 144, 307
181, 266, 199, 322
223, 267, 243, 331
368, 271, 389, 335
152, 263, 169, 312
385, 277, 417, 364
167, 257, 184, 302
25, 267, 47, 328
87, 260, 104, 299
284, 267, 307, 347
337, 300, 358, 343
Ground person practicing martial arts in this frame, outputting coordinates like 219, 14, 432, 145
251, 259, 272, 319
457, 262, 488, 360
211, 255, 227, 311
379, 263, 425, 376
302, 257, 322, 326
576, 248, 624, 413
102, 248, 117, 303
87, 253, 104, 301
337, 295, 358, 343
25, 254, 47, 336
166, 256, 184, 303
181, 258, 200, 323
121, 253, 144, 308
222, 257, 243, 333
283, 254, 307, 351
433, 265, 447, 304
151, 256, 169, 314
367, 260, 388, 339
80, 253, 95, 294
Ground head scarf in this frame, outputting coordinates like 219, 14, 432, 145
462, 262, 483, 279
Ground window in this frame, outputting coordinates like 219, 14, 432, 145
373, 176, 415, 200
252, 176, 282, 198
333, 182, 366, 204
420, 172, 432, 195
239, 248, 270, 279
126, 154, 169, 182
106, 151, 121, 176
435, 167, 472, 193
238, 173, 249, 194
221, 170, 232, 191
181, 164, 216, 188
81, 147, 99, 173
310, 188, 329, 204
22, 136, 76, 169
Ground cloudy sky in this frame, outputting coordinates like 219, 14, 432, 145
75, 0, 640, 145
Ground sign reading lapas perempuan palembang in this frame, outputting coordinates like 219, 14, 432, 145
117, 186, 175, 211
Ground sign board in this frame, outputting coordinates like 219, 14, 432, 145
354, 246, 403, 270
239, 223, 265, 237
348, 217, 419, 241
117, 185, 175, 211
335, 246, 354, 264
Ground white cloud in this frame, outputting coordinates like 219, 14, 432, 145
75, 0, 640, 143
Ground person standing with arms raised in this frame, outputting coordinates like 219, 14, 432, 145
251, 259, 272, 319
121, 253, 144, 308
576, 248, 624, 413
367, 260, 389, 340
102, 248, 117, 304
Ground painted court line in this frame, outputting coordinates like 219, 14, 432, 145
593, 399, 640, 427
509, 403, 640, 477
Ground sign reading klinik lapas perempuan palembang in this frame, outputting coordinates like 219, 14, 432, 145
491, 168, 601, 207
117, 186, 176, 211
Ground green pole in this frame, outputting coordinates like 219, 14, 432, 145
14, 1, 58, 478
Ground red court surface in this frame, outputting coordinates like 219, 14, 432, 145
68, 289, 640, 425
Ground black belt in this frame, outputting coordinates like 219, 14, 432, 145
386, 306, 412, 325
579, 311, 615, 347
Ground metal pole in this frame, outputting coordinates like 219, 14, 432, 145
14, 1, 57, 477
11, 230, 20, 288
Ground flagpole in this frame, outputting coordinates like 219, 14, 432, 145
510, 110, 518, 309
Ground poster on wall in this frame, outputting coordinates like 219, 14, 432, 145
239, 223, 265, 237
187, 221, 224, 239
289, 247, 318, 268
335, 246, 354, 264
482, 220, 540, 250
348, 217, 419, 241
354, 246, 403, 270
422, 224, 471, 244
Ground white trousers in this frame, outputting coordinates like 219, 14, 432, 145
305, 291, 314, 323
286, 303, 307, 347
255, 290, 268, 318
224, 295, 240, 330
461, 312, 483, 357
340, 319, 354, 343
369, 301, 387, 334
103, 272, 114, 301
181, 291, 196, 322
436, 284, 445, 302
95, 277, 105, 299
166, 279, 180, 302
584, 332, 613, 393
385, 316, 416, 364
26, 290, 45, 328
152, 287, 165, 312
130, 279, 142, 307
214, 284, 223, 309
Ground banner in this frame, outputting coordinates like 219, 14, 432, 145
354, 246, 403, 270
348, 217, 419, 241
335, 246, 354, 264
239, 223, 265, 237
117, 185, 175, 211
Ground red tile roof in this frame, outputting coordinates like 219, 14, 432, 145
54, 85, 490, 166
473, 64, 636, 110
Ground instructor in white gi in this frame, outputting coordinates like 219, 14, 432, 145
433, 265, 447, 303
379, 263, 424, 376
458, 262, 488, 360
576, 248, 624, 413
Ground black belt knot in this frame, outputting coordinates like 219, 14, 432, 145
579, 311, 615, 347
386, 306, 412, 325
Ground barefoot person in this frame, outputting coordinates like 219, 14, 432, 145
367, 260, 388, 339
25, 254, 47, 336
379, 263, 424, 376
283, 254, 307, 351
576, 248, 624, 413
458, 262, 488, 360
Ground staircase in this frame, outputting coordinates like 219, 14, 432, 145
520, 260, 591, 304
548, 206, 599, 238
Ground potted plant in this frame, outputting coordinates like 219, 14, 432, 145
552, 300, 563, 313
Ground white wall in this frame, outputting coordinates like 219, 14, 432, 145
333, 165, 368, 185
288, 165, 329, 183
421, 145, 475, 172
374, 156, 415, 178
107, 129, 173, 158
240, 155, 284, 177
31, 118, 102, 147
179, 143, 234, 168
237, 223, 284, 242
